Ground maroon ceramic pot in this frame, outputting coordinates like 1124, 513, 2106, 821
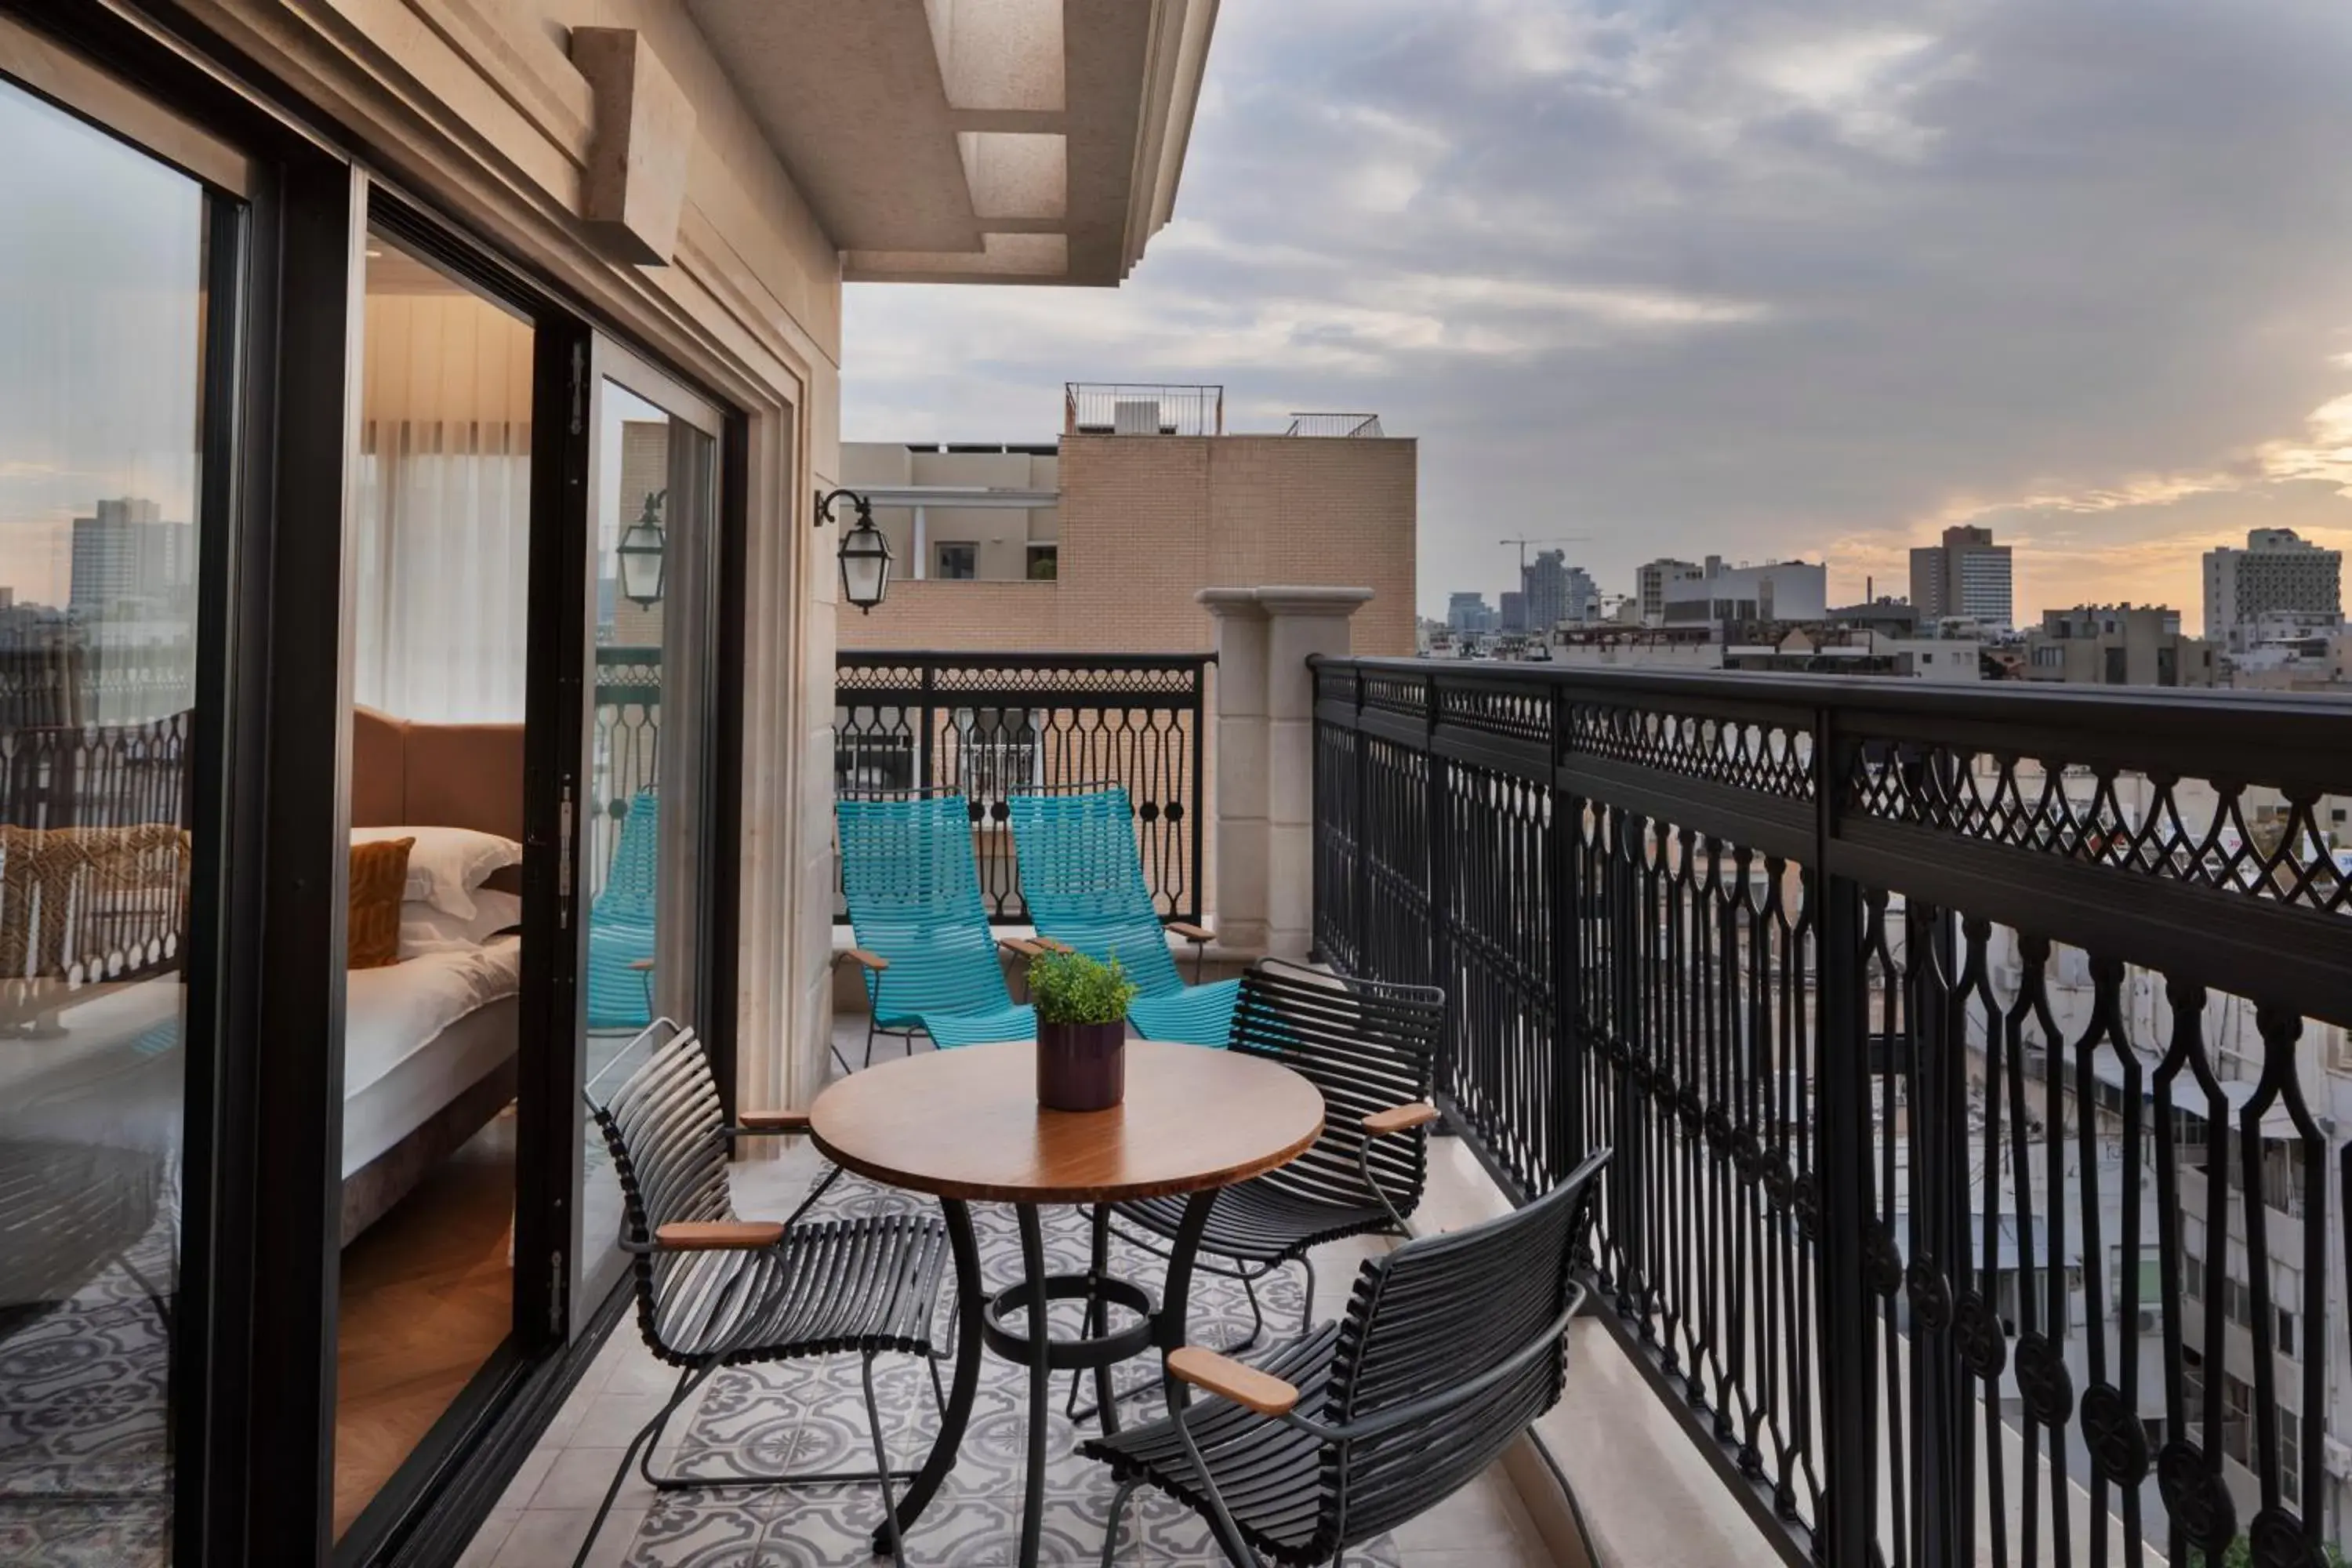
1036, 1019, 1126, 1111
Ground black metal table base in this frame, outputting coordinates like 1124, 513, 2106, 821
873, 1191, 1221, 1566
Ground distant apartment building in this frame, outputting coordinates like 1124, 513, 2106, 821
2022, 604, 2216, 688
68, 498, 191, 615
1909, 524, 2014, 630
1519, 550, 1599, 632
1635, 557, 1704, 626
838, 385, 1417, 656
1497, 590, 1526, 633
1552, 622, 1976, 680
1660, 556, 1828, 628
1446, 592, 1497, 637
2204, 528, 2343, 652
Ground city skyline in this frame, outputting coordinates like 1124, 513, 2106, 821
837, 0, 2352, 625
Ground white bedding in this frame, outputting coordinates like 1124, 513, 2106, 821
0, 935, 522, 1178
341, 935, 521, 1175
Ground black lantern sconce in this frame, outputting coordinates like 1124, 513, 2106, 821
818, 487, 892, 614
618, 489, 667, 608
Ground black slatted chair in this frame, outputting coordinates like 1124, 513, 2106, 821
1082, 1148, 1610, 1567
576, 1019, 949, 1568
1103, 960, 1444, 1356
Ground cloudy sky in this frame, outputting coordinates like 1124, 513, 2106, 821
840, 0, 2352, 627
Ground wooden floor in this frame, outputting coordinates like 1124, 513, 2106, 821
334, 1108, 516, 1540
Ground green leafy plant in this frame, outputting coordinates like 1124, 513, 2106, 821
1028, 949, 1137, 1026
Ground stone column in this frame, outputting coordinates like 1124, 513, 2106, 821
1197, 590, 1269, 954
1198, 585, 1374, 961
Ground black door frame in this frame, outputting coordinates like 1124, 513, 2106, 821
0, 5, 754, 1564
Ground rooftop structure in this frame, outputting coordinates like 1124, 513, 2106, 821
840, 394, 1419, 657
1910, 524, 2015, 630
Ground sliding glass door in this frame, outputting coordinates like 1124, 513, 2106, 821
570, 341, 722, 1334
0, 49, 252, 1567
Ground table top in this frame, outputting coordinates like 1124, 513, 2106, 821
808, 1040, 1327, 1204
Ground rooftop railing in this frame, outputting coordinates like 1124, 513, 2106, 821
1062, 383, 1223, 437
1309, 655, 2352, 1568
1283, 412, 1385, 437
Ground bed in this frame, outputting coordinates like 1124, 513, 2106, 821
339, 706, 525, 1242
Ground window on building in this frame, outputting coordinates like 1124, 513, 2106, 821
2222, 1373, 2252, 1467
935, 541, 978, 580
1025, 543, 1058, 581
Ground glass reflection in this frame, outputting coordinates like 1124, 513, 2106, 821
0, 74, 211, 1564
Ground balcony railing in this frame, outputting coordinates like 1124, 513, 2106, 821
833, 651, 1210, 924
1309, 655, 2352, 1567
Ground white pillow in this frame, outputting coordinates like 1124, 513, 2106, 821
400, 889, 523, 956
353, 825, 521, 920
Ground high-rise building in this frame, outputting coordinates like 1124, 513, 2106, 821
1520, 550, 1568, 631
1446, 591, 1497, 637
1519, 550, 1600, 631
1635, 558, 1703, 626
68, 498, 191, 615
1909, 525, 2013, 629
1563, 564, 1601, 625
1497, 591, 1526, 633
2203, 528, 2342, 652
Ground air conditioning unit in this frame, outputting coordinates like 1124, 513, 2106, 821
2134, 1307, 2159, 1334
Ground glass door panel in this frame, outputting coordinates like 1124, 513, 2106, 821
0, 69, 230, 1566
573, 353, 718, 1333
331, 227, 534, 1540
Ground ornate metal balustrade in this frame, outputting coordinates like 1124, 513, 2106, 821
1311, 655, 2352, 1568
834, 652, 1210, 924
591, 645, 662, 899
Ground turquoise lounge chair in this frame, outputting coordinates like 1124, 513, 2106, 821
836, 793, 1036, 1062
1007, 788, 1237, 1047
586, 789, 659, 1029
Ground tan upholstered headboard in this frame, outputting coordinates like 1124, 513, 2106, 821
352, 707, 525, 887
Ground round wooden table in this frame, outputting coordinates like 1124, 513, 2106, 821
811, 1039, 1326, 1566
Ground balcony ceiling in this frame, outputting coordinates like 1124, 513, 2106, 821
683, 0, 1217, 286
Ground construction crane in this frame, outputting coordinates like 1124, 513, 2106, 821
1499, 536, 1590, 575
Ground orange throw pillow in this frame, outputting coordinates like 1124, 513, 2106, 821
348, 837, 414, 970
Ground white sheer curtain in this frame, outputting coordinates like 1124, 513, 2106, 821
352, 416, 530, 722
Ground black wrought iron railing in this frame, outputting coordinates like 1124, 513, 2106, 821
1311, 655, 2352, 1568
833, 652, 1210, 924
592, 645, 662, 901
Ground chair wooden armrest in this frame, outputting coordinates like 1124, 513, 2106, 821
731, 1109, 812, 1134
997, 936, 1044, 959
626, 957, 655, 971
1164, 920, 1214, 943
835, 947, 889, 972
1035, 936, 1076, 954
1363, 1102, 1440, 1137
1167, 1345, 1301, 1417
653, 1220, 785, 1251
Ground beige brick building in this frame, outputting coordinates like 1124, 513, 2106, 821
838, 389, 1417, 656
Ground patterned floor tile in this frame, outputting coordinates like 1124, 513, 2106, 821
587, 1168, 1399, 1566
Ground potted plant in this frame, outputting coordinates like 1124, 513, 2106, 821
1029, 949, 1136, 1112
